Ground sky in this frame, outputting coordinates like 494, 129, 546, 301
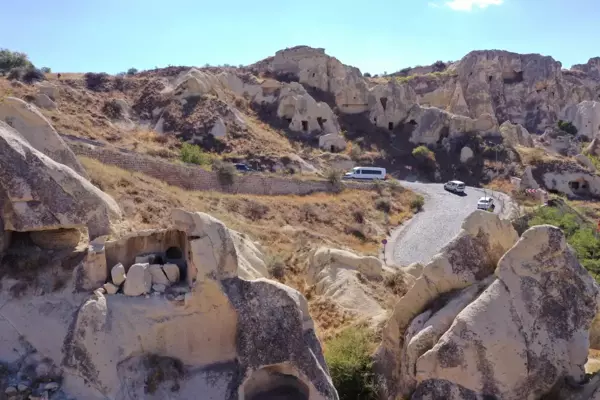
1, 0, 599, 75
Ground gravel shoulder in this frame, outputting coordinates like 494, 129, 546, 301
384, 181, 514, 267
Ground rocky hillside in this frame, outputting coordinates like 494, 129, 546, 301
4, 45, 600, 189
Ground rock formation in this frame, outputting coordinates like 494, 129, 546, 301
562, 100, 600, 140
375, 210, 600, 400
499, 120, 534, 147
0, 97, 87, 176
308, 247, 415, 325
0, 209, 338, 400
0, 120, 121, 241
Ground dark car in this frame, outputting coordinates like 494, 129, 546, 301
234, 163, 253, 172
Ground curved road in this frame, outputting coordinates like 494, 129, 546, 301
384, 181, 513, 267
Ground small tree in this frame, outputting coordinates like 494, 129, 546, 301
127, 67, 138, 76
22, 68, 45, 84
0, 49, 32, 75
363, 72, 372, 78
40, 67, 51, 73
325, 168, 343, 192
412, 145, 437, 169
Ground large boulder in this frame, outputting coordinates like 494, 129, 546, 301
0, 97, 87, 177
499, 120, 534, 147
0, 120, 121, 239
562, 100, 600, 140
376, 211, 519, 398
413, 225, 600, 400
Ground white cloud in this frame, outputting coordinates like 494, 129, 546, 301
444, 0, 503, 11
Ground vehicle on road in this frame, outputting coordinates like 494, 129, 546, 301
477, 196, 495, 211
234, 163, 254, 173
444, 180, 466, 193
343, 166, 387, 180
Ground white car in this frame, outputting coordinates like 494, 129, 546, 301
444, 180, 465, 193
477, 197, 495, 211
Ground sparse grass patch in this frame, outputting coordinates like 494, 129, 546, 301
266, 253, 286, 279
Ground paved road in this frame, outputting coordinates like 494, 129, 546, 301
384, 181, 513, 267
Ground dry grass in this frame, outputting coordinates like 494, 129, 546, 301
483, 177, 515, 195
588, 349, 600, 374
82, 157, 418, 338
515, 145, 559, 165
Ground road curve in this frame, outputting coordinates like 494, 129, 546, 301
384, 181, 513, 267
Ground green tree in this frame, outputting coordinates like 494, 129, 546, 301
0, 49, 32, 74
180, 143, 211, 165
40, 67, 51, 73
127, 67, 138, 76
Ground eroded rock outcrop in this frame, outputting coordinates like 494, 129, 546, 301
499, 120, 534, 147
0, 97, 86, 176
414, 225, 599, 400
375, 210, 600, 400
562, 100, 600, 140
0, 120, 121, 239
376, 211, 519, 398
56, 209, 337, 399
308, 247, 414, 325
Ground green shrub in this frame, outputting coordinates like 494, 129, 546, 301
180, 143, 211, 166
557, 119, 578, 135
0, 49, 32, 74
127, 67, 138, 76
22, 68, 45, 84
266, 254, 286, 279
412, 145, 436, 169
410, 195, 425, 212
324, 326, 378, 400
40, 67, 51, 73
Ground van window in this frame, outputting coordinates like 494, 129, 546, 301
354, 169, 361, 174
362, 169, 382, 175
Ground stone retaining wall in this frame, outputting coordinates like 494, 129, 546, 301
67, 141, 372, 196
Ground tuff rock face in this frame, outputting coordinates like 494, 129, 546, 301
0, 97, 87, 176
376, 210, 519, 398
7, 208, 337, 400
0, 120, 121, 240
375, 212, 600, 400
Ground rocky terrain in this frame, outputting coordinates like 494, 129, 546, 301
2, 45, 600, 400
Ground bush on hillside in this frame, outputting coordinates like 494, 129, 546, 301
412, 145, 436, 169
0, 49, 32, 75
6, 67, 24, 81
84, 72, 110, 91
432, 60, 447, 72
363, 72, 372, 78
40, 67, 51, 73
557, 119, 578, 136
212, 159, 236, 186
324, 326, 378, 400
528, 206, 600, 280
375, 197, 392, 213
180, 143, 211, 166
22, 68, 45, 84
101, 99, 123, 119
325, 168, 343, 192
127, 67, 138, 76
410, 195, 425, 212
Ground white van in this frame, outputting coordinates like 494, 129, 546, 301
343, 167, 387, 180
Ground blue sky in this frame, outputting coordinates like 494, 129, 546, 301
1, 0, 598, 75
